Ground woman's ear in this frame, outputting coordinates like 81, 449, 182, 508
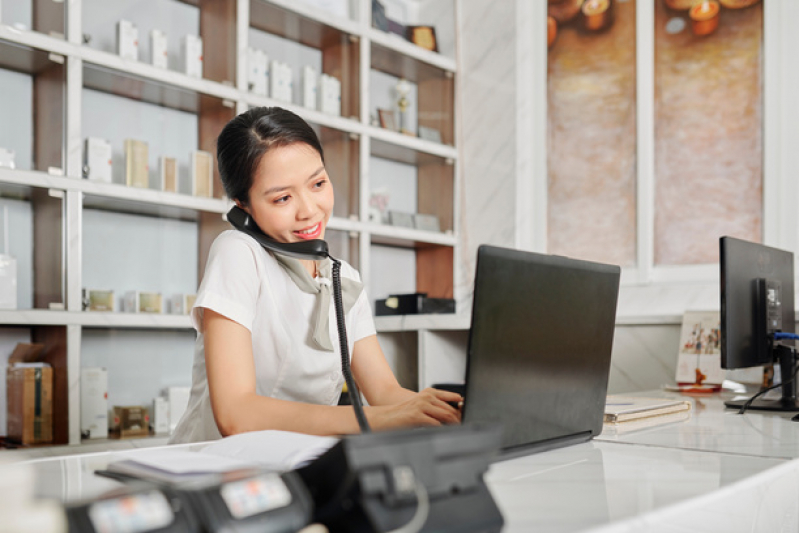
233, 199, 249, 214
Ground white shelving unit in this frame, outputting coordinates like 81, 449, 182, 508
0, 0, 460, 445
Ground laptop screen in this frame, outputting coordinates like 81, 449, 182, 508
462, 245, 620, 454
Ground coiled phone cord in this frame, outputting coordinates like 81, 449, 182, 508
331, 258, 371, 433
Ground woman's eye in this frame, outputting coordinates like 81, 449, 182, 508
274, 195, 290, 204
313, 179, 327, 189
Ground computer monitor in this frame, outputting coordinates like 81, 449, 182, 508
720, 236, 799, 411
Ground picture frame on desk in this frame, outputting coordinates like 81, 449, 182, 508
406, 25, 438, 52
378, 109, 396, 131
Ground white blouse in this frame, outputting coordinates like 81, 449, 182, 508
170, 230, 376, 444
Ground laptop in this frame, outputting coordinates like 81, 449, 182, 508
458, 245, 621, 458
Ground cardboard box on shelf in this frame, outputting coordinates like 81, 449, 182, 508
110, 406, 150, 439
6, 343, 52, 445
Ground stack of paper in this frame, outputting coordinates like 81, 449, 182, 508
604, 396, 692, 424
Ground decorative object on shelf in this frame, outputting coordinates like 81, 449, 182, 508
0, 147, 15, 169
388, 210, 414, 228
395, 78, 412, 135
80, 368, 109, 439
0, 206, 16, 310
124, 291, 163, 314
160, 156, 177, 193
371, 0, 388, 31
247, 47, 269, 97
418, 125, 442, 144
83, 137, 112, 182
150, 29, 168, 69
369, 189, 390, 223
318, 73, 341, 116
378, 108, 396, 131
83, 289, 114, 312
582, 0, 612, 32
116, 19, 139, 61
406, 25, 437, 52
689, 0, 720, 36
375, 293, 456, 316
270, 60, 293, 104
7, 343, 53, 445
182, 34, 203, 78
124, 139, 149, 188
191, 150, 213, 197
110, 405, 150, 439
152, 396, 169, 435
674, 310, 723, 392
169, 293, 196, 315
302, 66, 318, 110
413, 213, 440, 233
387, 18, 406, 37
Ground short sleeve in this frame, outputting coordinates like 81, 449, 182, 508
348, 288, 377, 342
191, 232, 262, 333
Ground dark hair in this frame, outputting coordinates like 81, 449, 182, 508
216, 107, 325, 205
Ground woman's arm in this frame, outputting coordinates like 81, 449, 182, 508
204, 309, 463, 436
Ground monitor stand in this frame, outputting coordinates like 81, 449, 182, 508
725, 345, 799, 412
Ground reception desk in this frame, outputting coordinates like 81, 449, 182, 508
9, 391, 799, 532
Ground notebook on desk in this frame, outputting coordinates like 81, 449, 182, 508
459, 245, 621, 458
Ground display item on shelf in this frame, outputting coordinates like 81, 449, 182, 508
83, 138, 113, 182
270, 60, 293, 104
150, 29, 168, 69
0, 205, 16, 310
6, 343, 53, 445
167, 386, 191, 434
160, 156, 178, 193
302, 66, 318, 110
124, 291, 164, 314
248, 47, 269, 97
191, 150, 213, 197
182, 34, 203, 78
318, 73, 341, 116
116, 19, 139, 61
110, 405, 150, 438
0, 147, 15, 169
80, 367, 109, 439
124, 139, 149, 188
83, 289, 114, 312
152, 396, 169, 435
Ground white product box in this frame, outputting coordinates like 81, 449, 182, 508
302, 66, 318, 110
270, 60, 293, 104
167, 386, 191, 434
0, 147, 15, 169
124, 291, 163, 314
182, 34, 203, 78
152, 396, 169, 435
80, 367, 108, 439
150, 29, 168, 69
318, 74, 341, 116
116, 20, 139, 61
0, 254, 16, 310
83, 138, 112, 183
247, 48, 268, 97
170, 294, 197, 315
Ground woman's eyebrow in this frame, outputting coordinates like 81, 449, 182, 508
263, 167, 325, 195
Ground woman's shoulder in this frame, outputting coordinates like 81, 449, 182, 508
211, 229, 270, 257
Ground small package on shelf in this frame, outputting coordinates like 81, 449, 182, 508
110, 406, 150, 439
302, 66, 318, 110
160, 156, 178, 193
83, 289, 114, 312
124, 139, 149, 188
270, 60, 293, 104
318, 73, 341, 116
0, 205, 16, 310
170, 293, 196, 315
80, 367, 108, 439
182, 34, 203, 78
0, 147, 15, 169
6, 343, 52, 445
167, 386, 190, 434
83, 138, 112, 183
247, 47, 269, 97
150, 29, 168, 69
152, 396, 169, 435
191, 150, 213, 197
124, 291, 163, 314
116, 19, 139, 61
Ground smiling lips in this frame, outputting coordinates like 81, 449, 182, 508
294, 222, 323, 240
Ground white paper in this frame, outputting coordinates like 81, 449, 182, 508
201, 429, 338, 472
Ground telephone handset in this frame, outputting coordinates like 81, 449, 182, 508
225, 204, 371, 433
226, 205, 329, 261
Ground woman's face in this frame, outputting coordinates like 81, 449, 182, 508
241, 142, 334, 243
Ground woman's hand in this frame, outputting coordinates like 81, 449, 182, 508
367, 388, 463, 431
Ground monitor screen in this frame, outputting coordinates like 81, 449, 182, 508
720, 236, 795, 370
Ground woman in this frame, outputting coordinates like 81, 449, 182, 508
170, 107, 461, 443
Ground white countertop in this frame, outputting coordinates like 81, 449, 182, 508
7, 391, 799, 532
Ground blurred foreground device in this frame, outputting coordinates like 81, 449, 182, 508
297, 423, 504, 533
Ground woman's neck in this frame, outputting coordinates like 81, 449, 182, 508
301, 259, 317, 278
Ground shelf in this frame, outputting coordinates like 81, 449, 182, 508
368, 29, 456, 75
0, 309, 192, 329
0, 26, 73, 60
250, 0, 359, 47
375, 313, 469, 333
244, 93, 362, 134
369, 224, 456, 247
370, 128, 457, 162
